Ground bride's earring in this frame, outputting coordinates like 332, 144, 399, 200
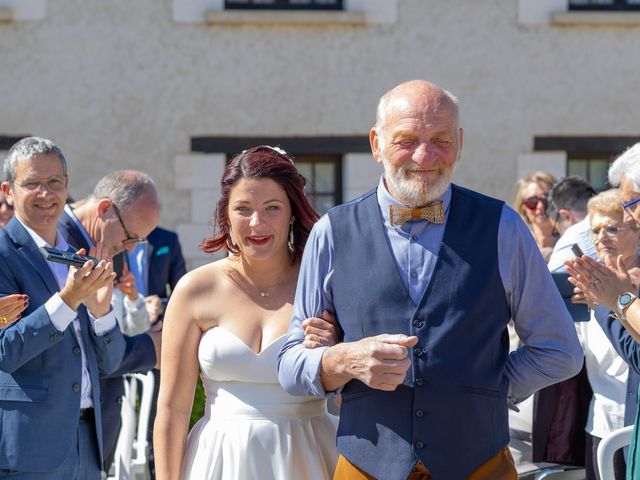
227, 227, 239, 254
287, 224, 294, 254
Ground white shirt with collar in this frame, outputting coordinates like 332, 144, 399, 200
18, 217, 116, 408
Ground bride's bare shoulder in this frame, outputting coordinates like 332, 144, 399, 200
172, 257, 230, 300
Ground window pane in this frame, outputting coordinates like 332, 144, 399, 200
568, 159, 588, 179
589, 159, 610, 191
296, 163, 313, 184
314, 162, 335, 192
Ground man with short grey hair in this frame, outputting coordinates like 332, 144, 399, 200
0, 136, 125, 479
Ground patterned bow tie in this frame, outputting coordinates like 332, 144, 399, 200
388, 202, 445, 227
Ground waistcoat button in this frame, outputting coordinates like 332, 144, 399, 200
415, 378, 424, 386
72, 383, 80, 392
416, 409, 424, 418
415, 441, 425, 449
413, 320, 424, 328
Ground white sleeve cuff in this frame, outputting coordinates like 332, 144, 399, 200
46, 293, 77, 331
89, 308, 117, 336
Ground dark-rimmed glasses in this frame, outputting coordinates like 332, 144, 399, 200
112, 203, 148, 247
622, 197, 640, 213
523, 195, 548, 211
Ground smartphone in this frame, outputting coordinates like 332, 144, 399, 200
571, 244, 584, 258
40, 246, 99, 269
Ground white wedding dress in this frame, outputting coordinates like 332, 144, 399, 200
180, 327, 338, 480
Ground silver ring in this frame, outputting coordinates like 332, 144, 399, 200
592, 279, 601, 287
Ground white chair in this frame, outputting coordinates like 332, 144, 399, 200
597, 425, 633, 480
108, 371, 155, 480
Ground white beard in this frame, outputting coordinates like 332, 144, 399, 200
382, 152, 456, 207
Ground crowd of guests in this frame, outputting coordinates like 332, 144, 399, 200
512, 143, 640, 480
0, 78, 638, 480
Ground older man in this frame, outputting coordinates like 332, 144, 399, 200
0, 137, 125, 479
278, 80, 583, 479
57, 170, 162, 464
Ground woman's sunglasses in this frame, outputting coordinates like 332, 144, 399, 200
523, 196, 548, 211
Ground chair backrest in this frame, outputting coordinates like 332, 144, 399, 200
111, 371, 155, 480
113, 379, 136, 480
597, 424, 633, 480
129, 371, 155, 464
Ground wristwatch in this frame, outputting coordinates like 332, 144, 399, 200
616, 292, 637, 319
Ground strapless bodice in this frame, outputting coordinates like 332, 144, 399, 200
198, 327, 326, 420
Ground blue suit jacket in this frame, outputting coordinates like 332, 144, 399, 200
0, 217, 125, 472
58, 208, 157, 459
143, 227, 186, 300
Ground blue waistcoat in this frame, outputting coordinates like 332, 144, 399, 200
328, 184, 511, 480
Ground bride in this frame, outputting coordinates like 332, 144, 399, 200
153, 146, 339, 480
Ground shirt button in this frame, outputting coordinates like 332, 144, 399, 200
416, 441, 425, 449
413, 320, 424, 328
410, 271, 418, 279
411, 235, 418, 241
72, 383, 81, 393
415, 378, 424, 386
73, 347, 81, 356
414, 348, 423, 357
416, 409, 424, 418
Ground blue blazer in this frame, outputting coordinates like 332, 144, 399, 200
143, 227, 187, 300
58, 208, 157, 459
0, 217, 125, 472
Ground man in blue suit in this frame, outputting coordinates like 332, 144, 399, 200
0, 137, 125, 479
57, 170, 162, 464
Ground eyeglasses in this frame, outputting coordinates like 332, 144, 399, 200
17, 176, 67, 192
111, 203, 148, 247
622, 197, 640, 212
523, 195, 548, 211
590, 225, 628, 238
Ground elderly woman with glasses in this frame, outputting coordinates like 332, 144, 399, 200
568, 189, 639, 480
512, 171, 558, 262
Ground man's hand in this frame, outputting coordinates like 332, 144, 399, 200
115, 263, 139, 301
60, 244, 115, 315
321, 334, 418, 392
303, 311, 340, 348
144, 295, 163, 324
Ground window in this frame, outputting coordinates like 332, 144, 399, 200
295, 155, 342, 214
225, 0, 343, 10
569, 0, 640, 10
534, 136, 640, 192
567, 158, 611, 191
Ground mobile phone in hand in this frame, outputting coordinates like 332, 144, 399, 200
571, 243, 584, 258
40, 246, 99, 269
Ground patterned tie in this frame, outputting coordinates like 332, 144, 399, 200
388, 202, 445, 227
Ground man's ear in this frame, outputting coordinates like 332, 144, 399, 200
370, 127, 383, 165
96, 198, 113, 219
0, 182, 13, 205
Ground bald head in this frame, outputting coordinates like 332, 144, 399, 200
375, 80, 460, 131
370, 80, 463, 207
